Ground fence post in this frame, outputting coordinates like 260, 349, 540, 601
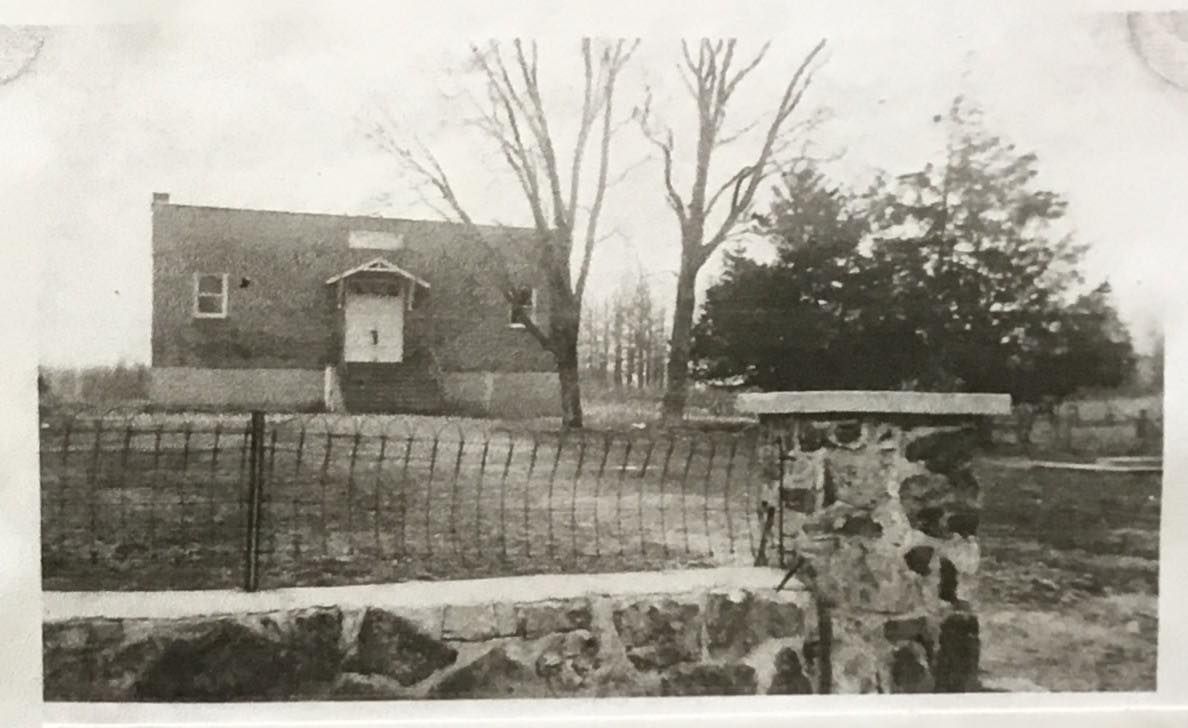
776, 434, 786, 569
243, 410, 265, 592
1064, 403, 1078, 452
1136, 409, 1150, 454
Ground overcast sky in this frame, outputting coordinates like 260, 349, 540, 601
3, 4, 1185, 367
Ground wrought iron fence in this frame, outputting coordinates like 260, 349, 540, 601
39, 409, 764, 591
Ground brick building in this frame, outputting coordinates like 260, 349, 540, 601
149, 193, 559, 416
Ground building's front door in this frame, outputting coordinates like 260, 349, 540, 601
344, 292, 404, 362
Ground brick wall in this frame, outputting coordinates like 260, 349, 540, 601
151, 200, 555, 375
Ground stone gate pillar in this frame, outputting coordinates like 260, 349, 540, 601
736, 391, 1011, 694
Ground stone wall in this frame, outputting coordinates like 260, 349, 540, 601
44, 391, 1009, 700
44, 575, 817, 701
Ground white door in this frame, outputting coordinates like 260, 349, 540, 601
344, 293, 403, 362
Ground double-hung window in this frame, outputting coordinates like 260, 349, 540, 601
193, 273, 228, 318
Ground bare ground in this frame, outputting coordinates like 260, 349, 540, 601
976, 462, 1159, 692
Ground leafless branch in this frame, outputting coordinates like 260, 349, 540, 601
705, 164, 755, 218
513, 39, 568, 234
367, 38, 639, 373
721, 41, 771, 101
606, 152, 651, 189
635, 88, 687, 223
576, 38, 638, 304
703, 38, 827, 254
715, 118, 763, 149
566, 39, 596, 234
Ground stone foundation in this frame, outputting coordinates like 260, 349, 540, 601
148, 367, 324, 411
736, 390, 1010, 694
442, 371, 559, 418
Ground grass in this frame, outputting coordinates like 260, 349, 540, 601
39, 413, 763, 591
976, 462, 1159, 691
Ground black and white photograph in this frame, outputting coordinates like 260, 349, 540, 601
1, 2, 1185, 724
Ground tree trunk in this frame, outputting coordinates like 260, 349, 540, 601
662, 257, 698, 422
557, 341, 583, 429
613, 338, 623, 389
547, 281, 585, 429
600, 305, 611, 385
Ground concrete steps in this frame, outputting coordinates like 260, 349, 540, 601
340, 357, 445, 414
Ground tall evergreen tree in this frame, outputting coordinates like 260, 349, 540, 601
693, 97, 1135, 404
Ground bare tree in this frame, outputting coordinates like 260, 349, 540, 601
0, 26, 44, 89
579, 270, 669, 392
637, 38, 827, 421
367, 39, 638, 428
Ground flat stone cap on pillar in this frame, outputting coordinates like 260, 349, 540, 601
735, 390, 1012, 416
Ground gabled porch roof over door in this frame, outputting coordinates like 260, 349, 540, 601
324, 256, 431, 289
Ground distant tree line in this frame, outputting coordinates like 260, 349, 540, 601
39, 363, 150, 406
579, 272, 669, 390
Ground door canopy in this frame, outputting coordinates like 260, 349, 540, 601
325, 257, 431, 289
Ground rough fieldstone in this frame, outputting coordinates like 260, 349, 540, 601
442, 604, 500, 641
284, 607, 345, 683
947, 510, 980, 537
768, 647, 813, 694
46, 621, 92, 651
823, 453, 894, 508
941, 537, 980, 576
829, 420, 865, 448
883, 616, 930, 646
43, 622, 104, 700
519, 598, 593, 638
934, 613, 980, 693
980, 676, 1050, 693
494, 603, 518, 636
798, 422, 828, 452
347, 608, 458, 686
904, 545, 935, 576
831, 639, 881, 694
44, 619, 135, 699
939, 558, 959, 604
873, 423, 901, 450
836, 514, 883, 538
890, 641, 934, 693
534, 629, 601, 691
428, 646, 549, 699
328, 671, 413, 700
133, 621, 300, 701
905, 428, 976, 475
612, 599, 702, 671
782, 487, 817, 513
899, 472, 980, 539
814, 540, 923, 613
659, 663, 758, 697
100, 633, 168, 700
704, 591, 804, 661
821, 461, 838, 506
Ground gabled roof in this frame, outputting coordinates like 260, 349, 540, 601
324, 257, 431, 288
